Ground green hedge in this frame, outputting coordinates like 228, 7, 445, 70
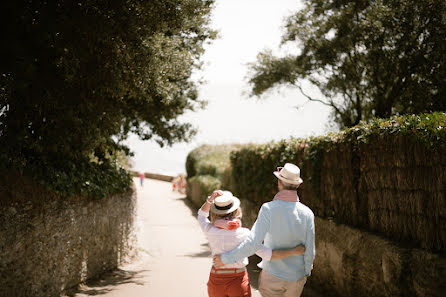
187, 175, 221, 206
231, 113, 446, 200
186, 144, 242, 179
185, 144, 241, 205
229, 113, 446, 251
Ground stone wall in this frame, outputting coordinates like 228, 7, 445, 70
144, 172, 174, 182
237, 208, 446, 297
0, 187, 137, 297
311, 217, 445, 297
130, 170, 174, 182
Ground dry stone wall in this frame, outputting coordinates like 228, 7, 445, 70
0, 188, 137, 297
311, 217, 445, 297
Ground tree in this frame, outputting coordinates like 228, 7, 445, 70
0, 0, 215, 196
247, 0, 446, 128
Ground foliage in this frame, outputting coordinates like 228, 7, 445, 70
35, 157, 132, 198
186, 144, 242, 179
188, 174, 221, 198
229, 112, 446, 202
229, 140, 304, 204
247, 0, 446, 128
185, 144, 243, 204
1, 154, 133, 198
113, 150, 134, 171
340, 112, 446, 148
0, 0, 215, 197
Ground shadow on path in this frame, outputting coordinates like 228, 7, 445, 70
184, 243, 212, 258
175, 195, 197, 215
175, 196, 213, 259
247, 255, 262, 290
73, 268, 149, 296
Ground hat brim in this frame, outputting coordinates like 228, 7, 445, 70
273, 171, 303, 185
210, 197, 241, 215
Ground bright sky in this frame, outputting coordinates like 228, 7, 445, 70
127, 0, 332, 175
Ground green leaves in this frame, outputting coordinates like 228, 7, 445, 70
229, 112, 446, 202
0, 0, 215, 198
186, 144, 242, 180
7, 153, 133, 198
247, 0, 446, 129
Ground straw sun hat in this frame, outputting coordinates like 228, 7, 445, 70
210, 191, 241, 215
273, 163, 303, 185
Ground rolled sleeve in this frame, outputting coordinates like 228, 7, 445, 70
304, 212, 316, 276
221, 204, 271, 264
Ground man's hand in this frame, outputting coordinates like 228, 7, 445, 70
294, 245, 305, 256
213, 255, 224, 268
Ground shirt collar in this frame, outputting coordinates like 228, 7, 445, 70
273, 190, 300, 202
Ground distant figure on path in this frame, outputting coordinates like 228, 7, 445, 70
172, 175, 186, 193
179, 175, 186, 194
172, 177, 177, 191
213, 163, 315, 297
172, 176, 180, 191
199, 190, 305, 297
139, 172, 145, 187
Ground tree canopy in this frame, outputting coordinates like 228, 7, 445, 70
0, 0, 215, 197
247, 0, 446, 128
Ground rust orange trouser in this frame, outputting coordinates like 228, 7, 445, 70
207, 270, 251, 297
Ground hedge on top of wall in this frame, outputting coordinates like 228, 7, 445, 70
185, 144, 242, 206
229, 112, 446, 251
186, 144, 242, 180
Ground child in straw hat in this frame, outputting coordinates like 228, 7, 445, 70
198, 190, 305, 297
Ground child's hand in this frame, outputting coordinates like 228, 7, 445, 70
294, 245, 305, 255
208, 190, 223, 202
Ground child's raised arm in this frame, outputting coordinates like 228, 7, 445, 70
199, 190, 223, 213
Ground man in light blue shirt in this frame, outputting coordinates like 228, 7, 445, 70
214, 163, 315, 297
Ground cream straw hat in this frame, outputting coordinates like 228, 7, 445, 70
210, 191, 241, 215
273, 163, 303, 185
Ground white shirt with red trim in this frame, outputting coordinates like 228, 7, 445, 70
197, 209, 272, 269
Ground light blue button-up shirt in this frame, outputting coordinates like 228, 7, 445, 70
221, 199, 315, 282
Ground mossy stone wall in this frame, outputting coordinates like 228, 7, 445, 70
0, 176, 137, 297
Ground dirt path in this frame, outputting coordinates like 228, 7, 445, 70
74, 178, 262, 297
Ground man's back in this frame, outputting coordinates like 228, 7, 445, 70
219, 163, 315, 297
259, 200, 315, 281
